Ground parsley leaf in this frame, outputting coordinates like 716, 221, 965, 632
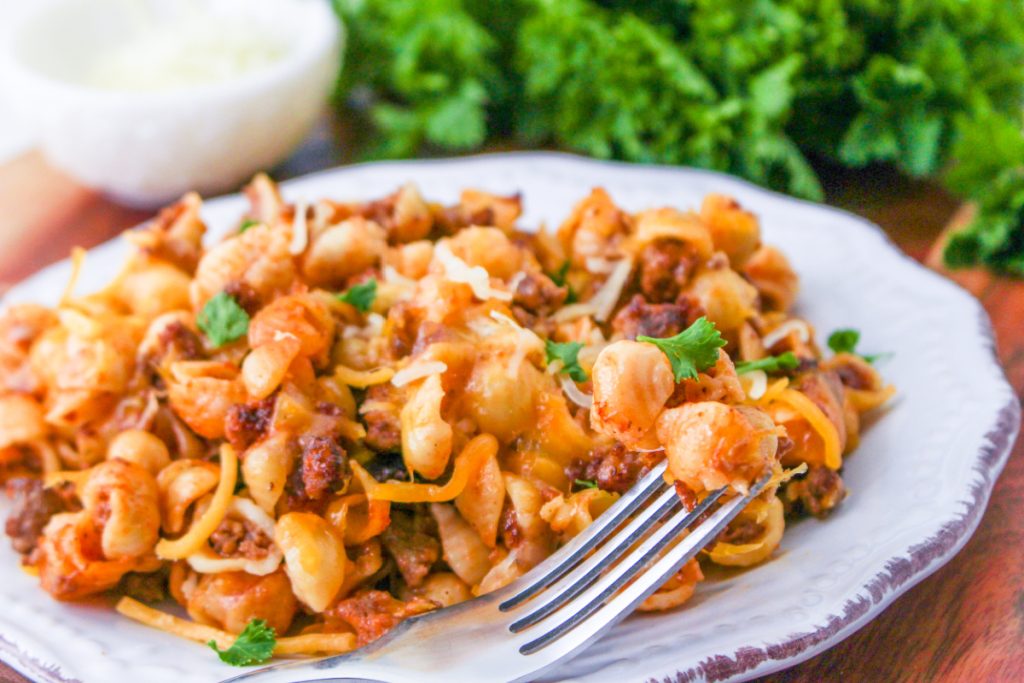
197, 292, 250, 348
734, 352, 800, 375
545, 339, 587, 382
547, 261, 578, 305
548, 261, 570, 286
826, 329, 860, 355
638, 316, 726, 382
827, 328, 888, 364
238, 218, 260, 233
337, 279, 377, 312
573, 478, 598, 490
208, 619, 276, 667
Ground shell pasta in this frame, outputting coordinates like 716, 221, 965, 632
0, 177, 892, 660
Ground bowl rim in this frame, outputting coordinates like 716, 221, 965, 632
0, 0, 341, 106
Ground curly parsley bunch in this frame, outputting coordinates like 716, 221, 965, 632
332, 0, 1024, 274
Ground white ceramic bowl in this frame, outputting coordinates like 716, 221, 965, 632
0, 0, 341, 206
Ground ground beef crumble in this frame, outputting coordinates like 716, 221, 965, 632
224, 396, 275, 451
566, 443, 664, 494
784, 465, 847, 518
210, 518, 274, 559
4, 479, 78, 556
380, 510, 440, 588
638, 239, 697, 302
611, 294, 704, 340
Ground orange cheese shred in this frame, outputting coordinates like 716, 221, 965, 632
156, 444, 237, 560
773, 388, 842, 470
116, 597, 357, 656
365, 433, 498, 503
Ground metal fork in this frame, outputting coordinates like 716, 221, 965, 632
221, 464, 772, 683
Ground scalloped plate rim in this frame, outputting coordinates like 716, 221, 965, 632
0, 152, 1017, 683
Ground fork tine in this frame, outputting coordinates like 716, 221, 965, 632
519, 471, 772, 655
509, 482, 726, 632
499, 461, 669, 611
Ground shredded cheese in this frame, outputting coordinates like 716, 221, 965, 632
489, 310, 545, 378
559, 373, 593, 409
434, 241, 512, 302
274, 632, 358, 656
156, 444, 237, 560
741, 369, 768, 400
762, 320, 810, 349
288, 200, 309, 255
758, 377, 790, 405
334, 365, 395, 388
61, 247, 87, 305
584, 256, 617, 274
589, 258, 633, 322
365, 434, 497, 503
382, 265, 418, 289
773, 389, 842, 470
391, 361, 448, 388
847, 385, 897, 412
116, 597, 358, 655
358, 400, 396, 414
552, 302, 598, 323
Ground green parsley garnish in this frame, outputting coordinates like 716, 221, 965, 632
827, 328, 887, 364
549, 261, 570, 287
197, 292, 250, 348
207, 619, 276, 667
547, 261, 578, 304
545, 339, 587, 382
734, 352, 800, 375
638, 316, 726, 382
337, 279, 378, 312
573, 478, 598, 490
238, 218, 260, 233
826, 329, 860, 355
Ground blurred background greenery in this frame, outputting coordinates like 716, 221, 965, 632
331, 0, 1024, 276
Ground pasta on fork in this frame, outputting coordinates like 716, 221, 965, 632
0, 177, 892, 662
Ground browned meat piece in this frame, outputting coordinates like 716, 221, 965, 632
209, 518, 274, 559
154, 321, 202, 362
611, 294, 704, 340
386, 302, 418, 358
224, 396, 275, 451
718, 518, 765, 545
513, 271, 568, 315
638, 239, 697, 302
223, 281, 262, 316
326, 590, 436, 645
118, 569, 168, 603
363, 451, 409, 483
300, 436, 349, 501
381, 510, 440, 588
362, 384, 402, 453
566, 443, 664, 494
5, 479, 76, 555
784, 466, 847, 518
500, 503, 523, 549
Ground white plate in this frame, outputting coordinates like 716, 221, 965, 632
0, 153, 1018, 683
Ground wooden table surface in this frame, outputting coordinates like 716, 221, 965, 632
0, 122, 1021, 682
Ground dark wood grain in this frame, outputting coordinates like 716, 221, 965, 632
0, 123, 1019, 683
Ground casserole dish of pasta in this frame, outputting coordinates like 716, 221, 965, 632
0, 154, 1016, 682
